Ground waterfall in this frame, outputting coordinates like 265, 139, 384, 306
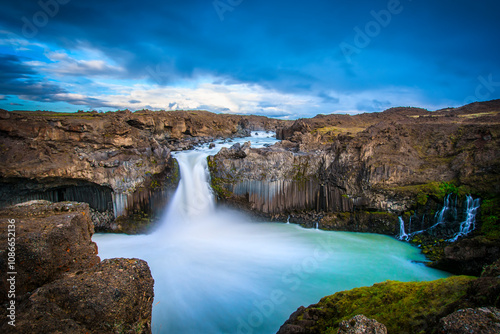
157, 151, 215, 231
447, 195, 481, 242
286, 215, 290, 224
435, 193, 453, 226
398, 217, 409, 241
397, 194, 480, 243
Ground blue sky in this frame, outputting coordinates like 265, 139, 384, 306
0, 0, 499, 118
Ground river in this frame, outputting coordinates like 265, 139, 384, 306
93, 132, 450, 334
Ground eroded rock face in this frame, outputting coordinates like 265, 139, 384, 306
209, 101, 500, 240
0, 109, 285, 227
338, 315, 387, 334
0, 201, 99, 301
438, 307, 500, 334
0, 201, 154, 333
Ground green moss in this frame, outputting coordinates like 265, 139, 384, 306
290, 161, 310, 183
480, 197, 500, 239
306, 276, 474, 334
416, 192, 428, 206
207, 157, 234, 199
150, 180, 160, 189
394, 181, 471, 205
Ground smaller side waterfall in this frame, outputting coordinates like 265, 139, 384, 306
434, 193, 456, 226
398, 217, 409, 241
397, 194, 481, 243
448, 196, 481, 242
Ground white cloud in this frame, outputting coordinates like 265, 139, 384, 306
40, 50, 125, 77
71, 77, 436, 118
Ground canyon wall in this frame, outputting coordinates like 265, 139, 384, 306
0, 109, 285, 231
209, 101, 500, 239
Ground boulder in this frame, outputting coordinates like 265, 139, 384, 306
1, 258, 154, 334
0, 201, 154, 333
338, 315, 387, 334
431, 237, 500, 276
438, 307, 500, 333
0, 201, 99, 302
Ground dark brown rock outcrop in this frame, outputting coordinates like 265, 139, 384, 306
2, 258, 154, 334
430, 236, 500, 276
0, 201, 99, 301
0, 201, 154, 333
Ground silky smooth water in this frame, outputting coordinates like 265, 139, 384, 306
94, 132, 450, 334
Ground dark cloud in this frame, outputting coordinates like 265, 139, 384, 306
0, 0, 499, 114
318, 92, 340, 104
0, 54, 66, 98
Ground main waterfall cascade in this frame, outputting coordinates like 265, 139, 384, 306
94, 132, 450, 334
398, 194, 481, 242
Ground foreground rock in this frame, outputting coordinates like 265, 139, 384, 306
338, 315, 387, 334
438, 307, 500, 334
0, 201, 154, 333
0, 201, 99, 300
3, 258, 154, 334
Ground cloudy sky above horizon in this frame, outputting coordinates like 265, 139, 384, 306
0, 0, 499, 119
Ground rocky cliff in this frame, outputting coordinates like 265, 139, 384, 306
209, 101, 500, 233
0, 109, 286, 232
0, 201, 154, 333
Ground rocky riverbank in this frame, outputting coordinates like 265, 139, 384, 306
0, 201, 154, 333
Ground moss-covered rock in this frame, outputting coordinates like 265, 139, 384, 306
278, 276, 475, 334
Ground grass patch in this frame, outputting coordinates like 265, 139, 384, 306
312, 126, 367, 135
480, 197, 500, 239
392, 181, 471, 202
458, 111, 500, 118
304, 276, 474, 334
